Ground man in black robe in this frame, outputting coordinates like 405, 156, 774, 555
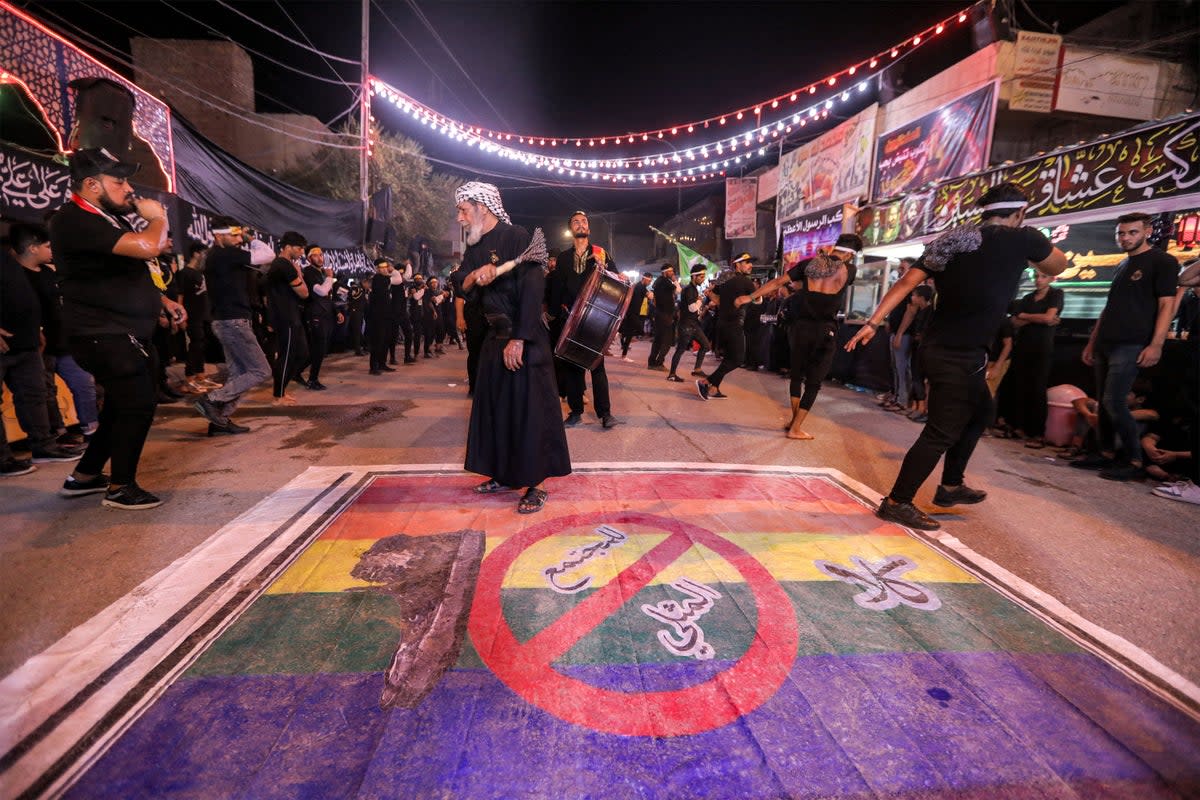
456, 182, 570, 514
547, 210, 621, 429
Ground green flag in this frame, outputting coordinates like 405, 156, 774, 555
676, 243, 720, 281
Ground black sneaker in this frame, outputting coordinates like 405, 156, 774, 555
208, 420, 250, 436
601, 415, 621, 429
369, 368, 382, 375
1099, 463, 1144, 482
696, 380, 710, 401
647, 364, 666, 372
31, 445, 83, 463
305, 380, 328, 391
61, 473, 110, 497
102, 482, 163, 510
1070, 454, 1113, 470
666, 374, 684, 382
876, 497, 941, 530
193, 395, 228, 426
690, 369, 706, 377
1, 457, 36, 477
381, 365, 397, 372
564, 412, 582, 427
57, 431, 86, 447
933, 484, 988, 507
711, 390, 728, 399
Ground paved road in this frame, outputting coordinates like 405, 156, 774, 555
1, 340, 1196, 694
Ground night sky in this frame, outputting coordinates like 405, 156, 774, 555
20, 0, 1126, 230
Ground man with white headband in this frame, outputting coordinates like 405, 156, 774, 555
738, 233, 862, 439
454, 182, 570, 514
846, 182, 1067, 530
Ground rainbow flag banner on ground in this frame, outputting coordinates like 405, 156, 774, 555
7, 466, 1200, 798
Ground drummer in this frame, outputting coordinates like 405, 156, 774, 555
546, 210, 622, 429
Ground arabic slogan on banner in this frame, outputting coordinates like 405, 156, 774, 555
873, 83, 997, 201
781, 206, 844, 271
928, 116, 1200, 235
26, 465, 1199, 799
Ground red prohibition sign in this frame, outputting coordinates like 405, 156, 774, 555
468, 511, 800, 737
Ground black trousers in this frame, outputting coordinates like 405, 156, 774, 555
788, 321, 838, 410
563, 358, 611, 418
1009, 340, 1054, 437
393, 314, 415, 361
272, 323, 308, 396
184, 322, 207, 376
707, 323, 745, 389
305, 318, 332, 383
0, 349, 53, 452
369, 317, 393, 371
422, 313, 438, 354
890, 344, 993, 504
69, 334, 158, 485
348, 310, 365, 353
669, 320, 710, 375
648, 311, 675, 366
41, 352, 65, 431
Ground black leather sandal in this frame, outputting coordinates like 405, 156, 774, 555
517, 487, 548, 514
472, 479, 509, 494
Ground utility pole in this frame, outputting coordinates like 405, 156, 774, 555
359, 0, 370, 245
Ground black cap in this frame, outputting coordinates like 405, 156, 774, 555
69, 147, 140, 182
374, 257, 392, 267
732, 252, 753, 264
279, 231, 307, 249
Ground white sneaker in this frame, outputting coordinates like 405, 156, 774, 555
1151, 480, 1200, 505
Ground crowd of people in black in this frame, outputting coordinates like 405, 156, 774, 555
3, 161, 1196, 521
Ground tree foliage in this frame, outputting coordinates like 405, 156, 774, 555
278, 119, 459, 255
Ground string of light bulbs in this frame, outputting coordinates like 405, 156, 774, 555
370, 3, 974, 150
367, 2, 976, 185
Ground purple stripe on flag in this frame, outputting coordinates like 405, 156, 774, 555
66, 653, 1200, 800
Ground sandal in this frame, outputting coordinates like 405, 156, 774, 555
472, 479, 509, 494
517, 487, 548, 514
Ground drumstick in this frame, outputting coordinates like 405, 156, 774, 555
491, 228, 549, 279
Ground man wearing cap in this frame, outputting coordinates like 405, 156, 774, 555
667, 264, 712, 382
455, 181, 570, 514
847, 182, 1067, 530
48, 147, 187, 508
696, 253, 756, 400
192, 215, 275, 435
739, 233, 862, 439
547, 211, 622, 429
300, 245, 335, 390
647, 265, 679, 370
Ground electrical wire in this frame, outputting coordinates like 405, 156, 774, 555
368, 0, 477, 119
31, 3, 364, 149
211, 0, 361, 65
157, 0, 358, 86
272, 0, 357, 88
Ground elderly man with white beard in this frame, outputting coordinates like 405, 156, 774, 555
455, 182, 570, 514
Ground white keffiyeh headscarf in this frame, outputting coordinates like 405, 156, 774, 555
454, 181, 511, 225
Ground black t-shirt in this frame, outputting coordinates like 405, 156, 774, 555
652, 276, 677, 314
785, 258, 857, 324
0, 251, 41, 351
715, 272, 755, 326
49, 201, 163, 340
679, 283, 702, 324
266, 257, 303, 328
1015, 286, 1063, 348
1096, 248, 1179, 347
206, 245, 255, 320
303, 265, 335, 323
24, 266, 65, 354
175, 266, 211, 322
920, 225, 1053, 351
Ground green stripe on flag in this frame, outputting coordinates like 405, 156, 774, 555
187, 582, 1084, 677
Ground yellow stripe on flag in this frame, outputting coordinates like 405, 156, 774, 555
267, 532, 975, 595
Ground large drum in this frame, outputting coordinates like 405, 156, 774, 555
555, 268, 633, 371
